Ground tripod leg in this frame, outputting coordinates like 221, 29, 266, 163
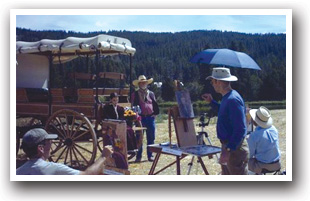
206, 136, 213, 146
187, 156, 195, 175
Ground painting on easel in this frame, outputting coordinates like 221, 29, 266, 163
101, 120, 129, 174
175, 87, 194, 118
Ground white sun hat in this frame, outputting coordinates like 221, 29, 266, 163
249, 106, 273, 128
206, 67, 238, 82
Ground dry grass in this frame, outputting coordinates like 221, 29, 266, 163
16, 109, 286, 175
128, 109, 286, 175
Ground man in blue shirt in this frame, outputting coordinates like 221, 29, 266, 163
247, 106, 281, 174
202, 67, 249, 175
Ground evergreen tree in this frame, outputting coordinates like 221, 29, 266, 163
16, 28, 286, 102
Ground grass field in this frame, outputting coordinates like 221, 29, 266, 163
16, 109, 286, 175
127, 109, 286, 175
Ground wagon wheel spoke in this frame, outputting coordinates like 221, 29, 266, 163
54, 146, 68, 163
69, 114, 76, 138
50, 140, 65, 154
72, 130, 91, 141
73, 143, 93, 155
63, 145, 70, 165
50, 123, 66, 139
71, 121, 88, 138
55, 117, 66, 134
72, 145, 90, 166
69, 147, 72, 166
55, 117, 70, 138
51, 143, 65, 155
50, 118, 67, 139
71, 147, 81, 167
64, 113, 70, 137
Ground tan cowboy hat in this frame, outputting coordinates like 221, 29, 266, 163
206, 67, 238, 82
249, 106, 273, 128
132, 75, 153, 87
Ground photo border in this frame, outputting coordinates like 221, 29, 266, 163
10, 9, 292, 181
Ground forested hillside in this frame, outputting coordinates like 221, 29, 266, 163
16, 28, 286, 102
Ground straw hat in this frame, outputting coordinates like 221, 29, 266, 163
249, 106, 273, 128
132, 75, 153, 87
206, 67, 238, 82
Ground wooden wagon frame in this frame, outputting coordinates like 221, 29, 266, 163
16, 34, 141, 170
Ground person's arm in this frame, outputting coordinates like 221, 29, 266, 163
202, 93, 220, 112
150, 92, 159, 116
210, 99, 220, 113
79, 148, 112, 175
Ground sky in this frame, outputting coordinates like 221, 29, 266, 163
15, 14, 286, 34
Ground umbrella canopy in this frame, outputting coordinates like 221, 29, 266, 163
190, 48, 261, 70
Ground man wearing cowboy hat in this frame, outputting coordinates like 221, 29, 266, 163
247, 106, 281, 174
202, 67, 249, 175
131, 75, 159, 162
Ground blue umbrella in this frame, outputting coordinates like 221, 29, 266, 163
190, 48, 261, 70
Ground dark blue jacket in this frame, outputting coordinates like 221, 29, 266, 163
210, 90, 247, 150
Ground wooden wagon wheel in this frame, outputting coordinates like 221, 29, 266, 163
97, 133, 105, 153
45, 109, 97, 170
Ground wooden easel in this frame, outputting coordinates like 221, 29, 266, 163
148, 82, 221, 175
148, 106, 221, 175
168, 106, 197, 147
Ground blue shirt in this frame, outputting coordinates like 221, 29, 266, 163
210, 90, 247, 150
247, 125, 281, 163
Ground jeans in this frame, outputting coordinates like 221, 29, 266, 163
136, 116, 155, 159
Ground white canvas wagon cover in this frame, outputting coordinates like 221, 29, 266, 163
16, 34, 136, 63
16, 34, 136, 88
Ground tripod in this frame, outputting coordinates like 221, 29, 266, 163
187, 113, 219, 175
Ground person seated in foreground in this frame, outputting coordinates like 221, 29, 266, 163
16, 128, 112, 175
246, 106, 281, 174
102, 92, 125, 120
